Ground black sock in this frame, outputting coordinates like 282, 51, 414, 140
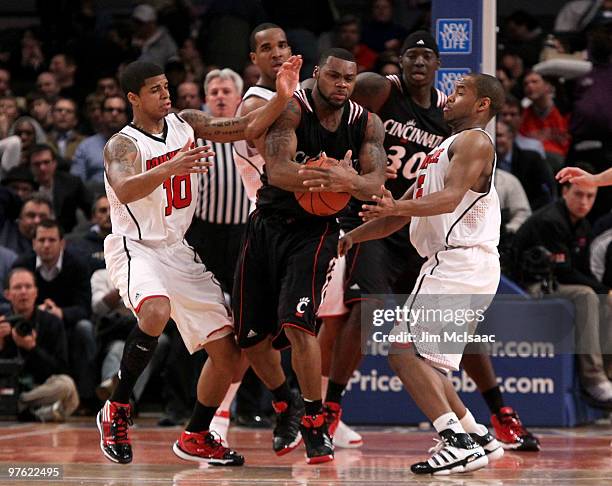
303, 398, 323, 416
185, 401, 217, 433
271, 381, 292, 404
482, 386, 504, 415
110, 325, 158, 404
325, 380, 345, 405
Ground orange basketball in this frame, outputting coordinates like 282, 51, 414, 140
295, 158, 351, 216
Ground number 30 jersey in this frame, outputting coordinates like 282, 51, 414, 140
105, 113, 197, 246
379, 74, 450, 199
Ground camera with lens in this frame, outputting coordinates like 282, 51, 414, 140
520, 245, 558, 293
3, 314, 34, 337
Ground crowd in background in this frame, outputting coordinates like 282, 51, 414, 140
0, 0, 611, 420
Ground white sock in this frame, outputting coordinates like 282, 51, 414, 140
433, 412, 465, 435
321, 376, 329, 398
217, 382, 241, 414
459, 408, 483, 434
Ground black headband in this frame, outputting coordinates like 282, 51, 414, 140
402, 30, 440, 56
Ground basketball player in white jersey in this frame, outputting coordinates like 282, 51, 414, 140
97, 57, 301, 466
338, 73, 506, 475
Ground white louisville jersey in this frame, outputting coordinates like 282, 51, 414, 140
105, 113, 197, 246
232, 86, 275, 203
409, 128, 501, 258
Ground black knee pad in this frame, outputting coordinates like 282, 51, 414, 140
121, 326, 159, 375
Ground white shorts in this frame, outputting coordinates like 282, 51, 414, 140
396, 246, 500, 371
104, 234, 233, 353
317, 255, 350, 318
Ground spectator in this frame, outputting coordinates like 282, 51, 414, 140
8, 116, 47, 165
95, 77, 120, 99
1, 166, 39, 201
26, 92, 53, 132
495, 168, 532, 235
242, 63, 260, 92
0, 268, 78, 422
0, 247, 17, 300
131, 4, 178, 68
361, 0, 408, 54
0, 68, 11, 97
29, 144, 92, 233
0, 193, 52, 255
590, 212, 612, 288
46, 98, 86, 166
520, 71, 571, 171
82, 93, 105, 135
36, 72, 60, 101
178, 38, 206, 83
374, 51, 401, 76
176, 82, 203, 111
0, 96, 21, 133
334, 15, 378, 73
496, 120, 556, 210
504, 10, 545, 68
49, 53, 83, 104
71, 95, 128, 186
501, 94, 546, 158
186, 68, 250, 293
66, 195, 111, 273
13, 30, 45, 93
513, 168, 612, 407
12, 219, 96, 409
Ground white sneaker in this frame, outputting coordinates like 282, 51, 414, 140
585, 381, 612, 402
469, 424, 504, 461
33, 400, 64, 423
333, 420, 363, 448
411, 430, 488, 475
209, 410, 230, 447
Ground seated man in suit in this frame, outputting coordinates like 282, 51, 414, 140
28, 144, 92, 233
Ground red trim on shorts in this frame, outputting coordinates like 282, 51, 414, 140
311, 223, 330, 308
317, 311, 349, 319
279, 322, 317, 337
206, 324, 234, 339
134, 294, 168, 314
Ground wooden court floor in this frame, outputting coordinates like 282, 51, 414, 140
0, 418, 610, 485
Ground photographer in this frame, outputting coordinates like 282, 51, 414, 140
0, 268, 78, 421
514, 164, 612, 407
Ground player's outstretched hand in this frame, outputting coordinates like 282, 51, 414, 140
276, 55, 302, 100
168, 139, 214, 175
359, 185, 397, 221
338, 233, 353, 257
556, 166, 597, 187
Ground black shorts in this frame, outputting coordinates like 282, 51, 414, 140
341, 217, 425, 304
233, 209, 339, 350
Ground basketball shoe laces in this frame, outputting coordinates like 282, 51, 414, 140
428, 437, 448, 455
187, 430, 230, 458
498, 410, 527, 438
111, 407, 133, 444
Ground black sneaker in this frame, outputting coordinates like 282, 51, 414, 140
96, 400, 133, 464
272, 393, 303, 456
469, 424, 504, 461
411, 429, 488, 475
300, 413, 334, 464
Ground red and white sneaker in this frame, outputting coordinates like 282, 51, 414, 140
173, 430, 245, 466
334, 420, 363, 448
491, 407, 540, 451
209, 410, 230, 447
96, 400, 133, 464
323, 402, 342, 437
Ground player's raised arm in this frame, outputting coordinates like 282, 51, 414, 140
180, 55, 302, 143
557, 166, 612, 187
105, 134, 213, 204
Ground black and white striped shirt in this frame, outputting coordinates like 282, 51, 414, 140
195, 140, 250, 225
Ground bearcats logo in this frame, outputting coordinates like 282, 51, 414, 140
295, 297, 310, 317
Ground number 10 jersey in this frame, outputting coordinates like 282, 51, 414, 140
105, 113, 197, 246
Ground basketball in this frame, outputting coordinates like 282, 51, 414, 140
294, 158, 351, 216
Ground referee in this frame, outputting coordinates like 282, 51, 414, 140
186, 68, 250, 295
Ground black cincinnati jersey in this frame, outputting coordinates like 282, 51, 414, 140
379, 74, 451, 199
257, 88, 369, 218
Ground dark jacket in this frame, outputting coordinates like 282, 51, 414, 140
0, 308, 68, 384
513, 199, 609, 293
12, 248, 92, 327
509, 144, 557, 210
51, 171, 92, 233
66, 228, 106, 274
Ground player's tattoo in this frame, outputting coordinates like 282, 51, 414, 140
265, 99, 301, 159
361, 113, 387, 172
104, 134, 140, 179
179, 109, 247, 140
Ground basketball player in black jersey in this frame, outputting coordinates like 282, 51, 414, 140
320, 31, 540, 451
232, 48, 386, 464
